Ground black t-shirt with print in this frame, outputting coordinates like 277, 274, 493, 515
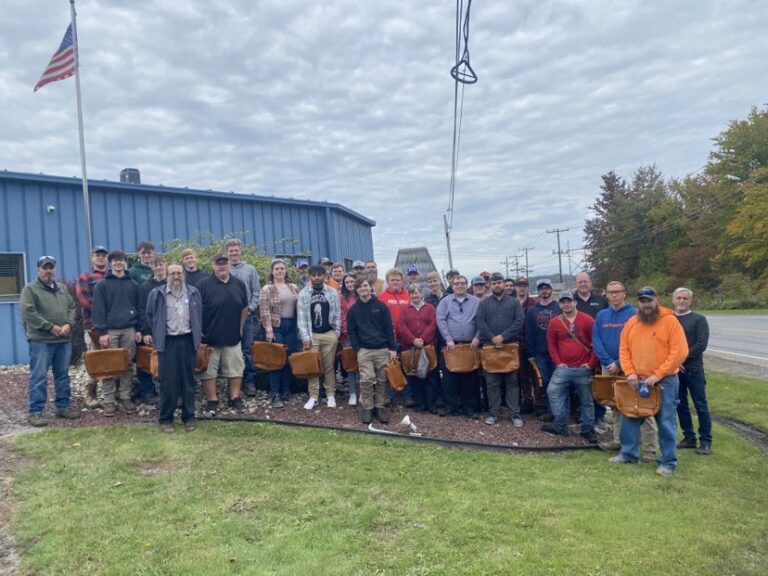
310, 288, 332, 333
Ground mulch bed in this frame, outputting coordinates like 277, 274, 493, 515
0, 366, 606, 450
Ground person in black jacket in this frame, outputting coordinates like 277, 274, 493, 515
92, 249, 141, 416
346, 278, 397, 424
673, 287, 712, 455
136, 255, 167, 405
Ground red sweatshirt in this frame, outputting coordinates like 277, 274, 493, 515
378, 288, 410, 337
547, 312, 598, 368
397, 303, 437, 350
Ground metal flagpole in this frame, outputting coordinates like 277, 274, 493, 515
69, 0, 93, 262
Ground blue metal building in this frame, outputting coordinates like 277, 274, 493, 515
0, 169, 375, 365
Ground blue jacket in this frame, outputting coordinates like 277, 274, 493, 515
592, 303, 636, 369
146, 284, 203, 353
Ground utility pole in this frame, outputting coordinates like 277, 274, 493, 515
547, 228, 569, 284
512, 254, 521, 277
500, 256, 510, 278
519, 246, 534, 277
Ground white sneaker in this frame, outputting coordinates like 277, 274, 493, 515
348, 393, 357, 406
326, 396, 337, 408
304, 397, 318, 410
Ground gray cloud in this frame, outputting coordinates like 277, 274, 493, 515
2, 0, 766, 280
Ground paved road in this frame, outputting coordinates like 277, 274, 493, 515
703, 314, 767, 378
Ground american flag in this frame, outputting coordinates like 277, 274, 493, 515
33, 24, 76, 92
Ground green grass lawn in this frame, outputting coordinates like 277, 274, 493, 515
708, 372, 768, 432
10, 420, 768, 576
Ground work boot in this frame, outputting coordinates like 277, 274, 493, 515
361, 409, 373, 424
118, 399, 137, 414
376, 407, 390, 424
677, 437, 697, 449
55, 407, 81, 420
83, 381, 100, 409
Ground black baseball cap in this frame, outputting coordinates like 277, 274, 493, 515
637, 286, 657, 299
92, 245, 108, 254
37, 256, 56, 267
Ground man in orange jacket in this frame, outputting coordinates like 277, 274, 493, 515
613, 287, 688, 476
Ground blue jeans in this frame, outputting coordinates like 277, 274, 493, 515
677, 368, 712, 445
28, 341, 72, 415
241, 315, 256, 386
534, 353, 556, 413
269, 318, 298, 397
348, 372, 359, 396
547, 366, 594, 435
136, 368, 156, 399
620, 375, 679, 468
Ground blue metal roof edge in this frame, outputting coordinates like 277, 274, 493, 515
0, 169, 376, 227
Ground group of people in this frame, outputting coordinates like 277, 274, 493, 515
21, 246, 713, 476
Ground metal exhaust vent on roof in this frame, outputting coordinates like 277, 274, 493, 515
120, 168, 140, 184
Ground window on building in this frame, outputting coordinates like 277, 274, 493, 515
343, 258, 353, 272
0, 253, 25, 302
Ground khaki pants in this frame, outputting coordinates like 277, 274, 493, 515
83, 331, 99, 388
103, 328, 136, 404
307, 331, 339, 398
357, 348, 390, 410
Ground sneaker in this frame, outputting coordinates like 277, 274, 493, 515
609, 455, 635, 464
118, 399, 137, 414
304, 397, 318, 410
594, 418, 607, 434
511, 416, 524, 428
580, 431, 599, 444
205, 400, 218, 416
376, 407, 390, 424
641, 451, 656, 463
361, 409, 373, 424
229, 397, 246, 413
656, 465, 675, 477
244, 383, 257, 397
139, 394, 159, 406
103, 403, 117, 417
484, 415, 498, 425
159, 423, 174, 434
677, 437, 697, 449
599, 441, 621, 452
184, 421, 196, 432
348, 393, 357, 406
538, 413, 555, 422
697, 444, 712, 455
463, 411, 480, 420
541, 423, 568, 436
326, 396, 337, 408
27, 413, 47, 427
55, 407, 81, 420
270, 395, 284, 409
281, 393, 291, 402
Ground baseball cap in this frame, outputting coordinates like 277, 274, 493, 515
92, 245, 108, 254
320, 257, 332, 265
489, 272, 505, 282
295, 257, 309, 269
352, 260, 365, 269
536, 278, 553, 288
212, 252, 229, 263
37, 255, 56, 267
471, 276, 486, 286
406, 265, 419, 275
515, 276, 529, 286
637, 286, 657, 299
558, 290, 575, 302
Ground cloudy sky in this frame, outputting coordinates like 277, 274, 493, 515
2, 0, 766, 279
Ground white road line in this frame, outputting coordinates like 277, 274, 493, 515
706, 348, 768, 362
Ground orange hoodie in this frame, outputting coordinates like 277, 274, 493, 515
619, 306, 688, 379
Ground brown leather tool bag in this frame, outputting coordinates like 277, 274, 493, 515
251, 341, 287, 371
401, 345, 438, 376
194, 344, 212, 375
84, 348, 130, 380
443, 343, 480, 373
340, 347, 359, 374
592, 374, 619, 408
289, 349, 324, 378
480, 343, 520, 373
613, 379, 661, 419
135, 345, 159, 378
385, 359, 408, 392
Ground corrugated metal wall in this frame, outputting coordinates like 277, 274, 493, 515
0, 171, 375, 365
